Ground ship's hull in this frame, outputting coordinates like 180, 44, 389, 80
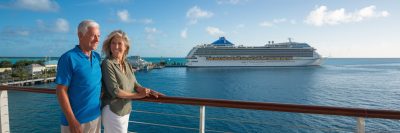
186, 57, 322, 67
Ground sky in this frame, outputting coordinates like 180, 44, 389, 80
0, 0, 399, 58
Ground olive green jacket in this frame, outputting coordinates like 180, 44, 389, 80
101, 57, 142, 116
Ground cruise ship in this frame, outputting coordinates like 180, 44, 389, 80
186, 37, 322, 67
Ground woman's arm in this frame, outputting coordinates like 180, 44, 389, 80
102, 60, 150, 99
129, 62, 164, 98
115, 88, 150, 99
135, 86, 165, 98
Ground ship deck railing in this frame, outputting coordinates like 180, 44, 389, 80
1, 86, 400, 133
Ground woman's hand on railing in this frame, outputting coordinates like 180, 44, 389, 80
149, 90, 165, 98
136, 88, 151, 99
137, 86, 165, 98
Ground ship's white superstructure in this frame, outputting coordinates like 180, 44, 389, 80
186, 37, 322, 67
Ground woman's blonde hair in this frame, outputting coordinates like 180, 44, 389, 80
102, 30, 131, 59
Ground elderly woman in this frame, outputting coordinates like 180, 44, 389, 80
101, 30, 163, 133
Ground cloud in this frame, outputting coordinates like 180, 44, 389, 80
217, 0, 248, 5
305, 5, 390, 26
144, 27, 161, 47
216, 0, 240, 5
259, 21, 273, 27
206, 26, 225, 37
36, 19, 45, 29
259, 18, 289, 27
186, 6, 213, 24
236, 24, 245, 28
144, 27, 159, 34
273, 18, 287, 23
0, 27, 30, 36
116, 10, 152, 24
290, 19, 297, 24
15, 30, 30, 36
0, 27, 76, 56
181, 28, 188, 39
99, 0, 130, 3
117, 9, 132, 23
36, 18, 69, 33
55, 18, 69, 32
1, 0, 60, 12
0, 18, 68, 38
140, 18, 153, 24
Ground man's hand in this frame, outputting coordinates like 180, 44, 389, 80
56, 85, 81, 133
68, 119, 82, 133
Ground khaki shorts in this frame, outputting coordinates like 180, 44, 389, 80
61, 116, 101, 133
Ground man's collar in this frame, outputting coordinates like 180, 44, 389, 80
74, 45, 96, 59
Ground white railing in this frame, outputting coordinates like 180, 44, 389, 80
0, 90, 9, 133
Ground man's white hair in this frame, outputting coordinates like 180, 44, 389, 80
78, 20, 99, 35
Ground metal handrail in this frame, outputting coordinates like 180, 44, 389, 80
1, 85, 400, 120
131, 109, 351, 132
129, 120, 230, 133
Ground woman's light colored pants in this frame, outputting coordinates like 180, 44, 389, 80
102, 105, 130, 133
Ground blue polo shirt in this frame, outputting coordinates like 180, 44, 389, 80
55, 45, 102, 126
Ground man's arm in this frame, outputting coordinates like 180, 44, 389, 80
56, 85, 82, 133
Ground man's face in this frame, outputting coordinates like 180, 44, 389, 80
80, 26, 100, 51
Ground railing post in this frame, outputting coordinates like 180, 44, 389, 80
356, 117, 365, 133
199, 106, 205, 133
0, 90, 10, 133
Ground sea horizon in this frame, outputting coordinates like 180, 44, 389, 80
2, 56, 400, 58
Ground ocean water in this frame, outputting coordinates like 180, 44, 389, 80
142, 57, 186, 64
6, 58, 400, 132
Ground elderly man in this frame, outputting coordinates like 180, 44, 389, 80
55, 20, 102, 133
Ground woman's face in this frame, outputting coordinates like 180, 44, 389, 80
110, 36, 126, 59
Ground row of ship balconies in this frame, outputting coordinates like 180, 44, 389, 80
204, 56, 294, 61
